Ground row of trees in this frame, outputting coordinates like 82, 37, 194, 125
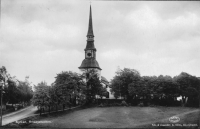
110, 68, 200, 107
32, 70, 107, 114
0, 66, 33, 108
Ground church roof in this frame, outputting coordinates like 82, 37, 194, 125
79, 58, 102, 70
87, 5, 94, 37
101, 76, 109, 85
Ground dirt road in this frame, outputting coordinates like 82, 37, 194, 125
2, 105, 37, 126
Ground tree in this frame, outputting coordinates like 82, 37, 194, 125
80, 69, 107, 105
54, 71, 85, 109
174, 72, 200, 107
0, 66, 8, 105
110, 68, 141, 102
7, 79, 20, 105
0, 66, 7, 83
110, 76, 122, 99
17, 77, 33, 106
86, 74, 103, 104
0, 67, 33, 108
32, 81, 50, 115
162, 76, 179, 101
0, 66, 23, 106
98, 86, 108, 99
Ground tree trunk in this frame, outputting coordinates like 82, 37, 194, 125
39, 106, 41, 116
63, 104, 65, 111
56, 104, 58, 112
182, 96, 186, 107
48, 105, 50, 114
74, 96, 77, 106
199, 93, 200, 108
69, 95, 72, 106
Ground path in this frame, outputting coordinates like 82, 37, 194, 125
2, 105, 37, 126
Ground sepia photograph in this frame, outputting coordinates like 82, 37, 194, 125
0, 0, 200, 128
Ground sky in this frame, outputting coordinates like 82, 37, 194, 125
1, 0, 200, 86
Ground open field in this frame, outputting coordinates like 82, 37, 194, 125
9, 106, 200, 128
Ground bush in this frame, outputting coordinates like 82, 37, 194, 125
128, 103, 132, 106
149, 104, 155, 107
6, 104, 14, 110
109, 103, 120, 106
17, 105, 24, 110
114, 103, 121, 106
98, 103, 103, 107
138, 102, 144, 107
121, 101, 128, 106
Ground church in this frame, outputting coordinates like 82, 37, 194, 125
79, 5, 114, 99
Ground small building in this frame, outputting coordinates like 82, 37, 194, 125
101, 76, 114, 99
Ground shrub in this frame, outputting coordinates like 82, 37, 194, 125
138, 102, 144, 107
98, 103, 104, 107
128, 103, 132, 106
114, 103, 121, 106
149, 104, 155, 107
121, 101, 128, 106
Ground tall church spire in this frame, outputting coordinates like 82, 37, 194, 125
85, 5, 95, 50
79, 5, 101, 71
87, 5, 94, 37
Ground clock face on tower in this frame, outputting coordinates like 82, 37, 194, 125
87, 52, 92, 57
86, 50, 92, 58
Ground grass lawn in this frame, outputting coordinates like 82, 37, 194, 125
10, 106, 200, 128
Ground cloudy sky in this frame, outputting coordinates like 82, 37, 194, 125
1, 0, 200, 85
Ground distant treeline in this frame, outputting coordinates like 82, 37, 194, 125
110, 68, 200, 107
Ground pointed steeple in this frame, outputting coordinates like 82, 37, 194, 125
87, 5, 94, 37
79, 4, 101, 71
85, 5, 96, 50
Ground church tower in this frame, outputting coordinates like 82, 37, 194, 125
79, 5, 102, 78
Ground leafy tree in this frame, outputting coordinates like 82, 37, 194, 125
81, 69, 108, 105
54, 71, 85, 109
48, 84, 58, 111
7, 79, 20, 105
0, 66, 7, 83
162, 76, 179, 99
17, 77, 33, 106
86, 74, 103, 104
174, 72, 200, 107
32, 81, 50, 114
110, 76, 122, 99
98, 86, 108, 99
0, 66, 23, 106
110, 68, 141, 102
0, 67, 33, 108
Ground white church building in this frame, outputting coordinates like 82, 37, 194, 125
78, 5, 114, 99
